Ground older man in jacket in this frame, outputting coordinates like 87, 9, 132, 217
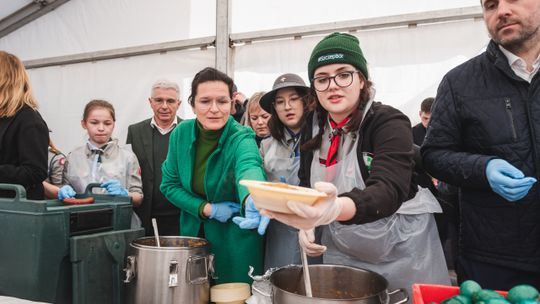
422, 0, 540, 290
127, 80, 182, 236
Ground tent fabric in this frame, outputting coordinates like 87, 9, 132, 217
30, 48, 214, 153
233, 19, 488, 123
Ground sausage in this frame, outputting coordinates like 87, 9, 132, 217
63, 197, 95, 205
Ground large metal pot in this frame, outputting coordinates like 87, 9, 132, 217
270, 264, 408, 304
124, 236, 214, 304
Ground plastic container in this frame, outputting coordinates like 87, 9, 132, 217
412, 284, 508, 304
0, 183, 142, 304
239, 180, 326, 214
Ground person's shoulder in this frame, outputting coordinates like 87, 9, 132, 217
368, 102, 411, 126
230, 120, 255, 138
171, 118, 195, 137
444, 50, 488, 81
128, 118, 152, 130
15, 105, 44, 122
371, 102, 406, 117
176, 118, 195, 130
259, 136, 275, 151
67, 145, 86, 157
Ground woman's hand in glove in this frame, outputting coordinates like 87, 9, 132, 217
232, 196, 270, 235
299, 229, 327, 257
261, 181, 344, 230
58, 185, 76, 200
209, 201, 241, 223
101, 179, 129, 196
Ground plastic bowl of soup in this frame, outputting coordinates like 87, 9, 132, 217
239, 180, 327, 214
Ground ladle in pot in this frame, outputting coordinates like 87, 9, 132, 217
152, 218, 161, 248
300, 238, 313, 297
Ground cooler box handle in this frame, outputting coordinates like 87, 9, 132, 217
0, 183, 27, 202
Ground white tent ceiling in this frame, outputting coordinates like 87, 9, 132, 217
0, 0, 488, 153
0, 0, 33, 20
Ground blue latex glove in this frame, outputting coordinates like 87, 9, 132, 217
58, 185, 76, 200
486, 159, 537, 202
209, 201, 241, 223
101, 179, 129, 196
232, 196, 270, 235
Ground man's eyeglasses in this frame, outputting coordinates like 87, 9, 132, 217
312, 70, 361, 92
273, 95, 302, 110
196, 98, 232, 112
151, 98, 178, 105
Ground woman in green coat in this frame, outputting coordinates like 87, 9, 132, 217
161, 67, 268, 284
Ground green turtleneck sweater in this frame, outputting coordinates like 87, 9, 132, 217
192, 122, 223, 198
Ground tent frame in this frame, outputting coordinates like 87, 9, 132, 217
16, 2, 482, 75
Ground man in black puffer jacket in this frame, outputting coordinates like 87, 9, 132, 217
421, 0, 540, 290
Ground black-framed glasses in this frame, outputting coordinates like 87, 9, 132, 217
312, 70, 360, 92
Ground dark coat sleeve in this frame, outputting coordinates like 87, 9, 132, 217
0, 108, 48, 188
421, 75, 493, 189
339, 106, 415, 224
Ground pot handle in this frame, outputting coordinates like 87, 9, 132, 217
208, 254, 217, 280
187, 256, 208, 285
123, 256, 136, 283
388, 288, 408, 304
168, 260, 179, 287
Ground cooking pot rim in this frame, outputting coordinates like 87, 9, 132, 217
271, 264, 389, 301
131, 236, 209, 250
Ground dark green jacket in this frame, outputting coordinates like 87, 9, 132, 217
126, 117, 182, 235
161, 117, 266, 284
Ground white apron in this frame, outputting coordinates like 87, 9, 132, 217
263, 137, 304, 269
65, 141, 142, 228
310, 115, 449, 295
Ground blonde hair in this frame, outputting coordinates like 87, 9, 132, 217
243, 91, 267, 127
0, 51, 38, 117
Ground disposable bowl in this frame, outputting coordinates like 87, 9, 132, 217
240, 180, 327, 214
210, 282, 251, 304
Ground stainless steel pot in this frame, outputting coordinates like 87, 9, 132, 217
270, 264, 408, 304
124, 236, 214, 304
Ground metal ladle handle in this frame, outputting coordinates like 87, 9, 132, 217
300, 242, 313, 297
152, 218, 160, 247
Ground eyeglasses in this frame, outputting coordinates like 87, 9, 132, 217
312, 70, 360, 92
195, 98, 232, 112
273, 95, 302, 110
151, 98, 178, 105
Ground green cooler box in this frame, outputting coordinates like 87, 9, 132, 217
0, 183, 144, 304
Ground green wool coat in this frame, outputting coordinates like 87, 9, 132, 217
161, 117, 266, 284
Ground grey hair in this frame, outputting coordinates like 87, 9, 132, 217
151, 79, 180, 97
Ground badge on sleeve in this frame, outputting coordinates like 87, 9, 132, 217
362, 152, 373, 173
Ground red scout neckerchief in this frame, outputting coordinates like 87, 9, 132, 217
325, 115, 351, 167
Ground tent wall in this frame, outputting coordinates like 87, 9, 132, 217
233, 18, 488, 123
29, 48, 214, 153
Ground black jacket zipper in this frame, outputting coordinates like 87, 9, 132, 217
505, 98, 517, 142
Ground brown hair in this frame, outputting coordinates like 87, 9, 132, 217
83, 99, 116, 122
302, 72, 373, 152
0, 51, 38, 117
188, 67, 234, 107
268, 87, 313, 142
420, 97, 434, 113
